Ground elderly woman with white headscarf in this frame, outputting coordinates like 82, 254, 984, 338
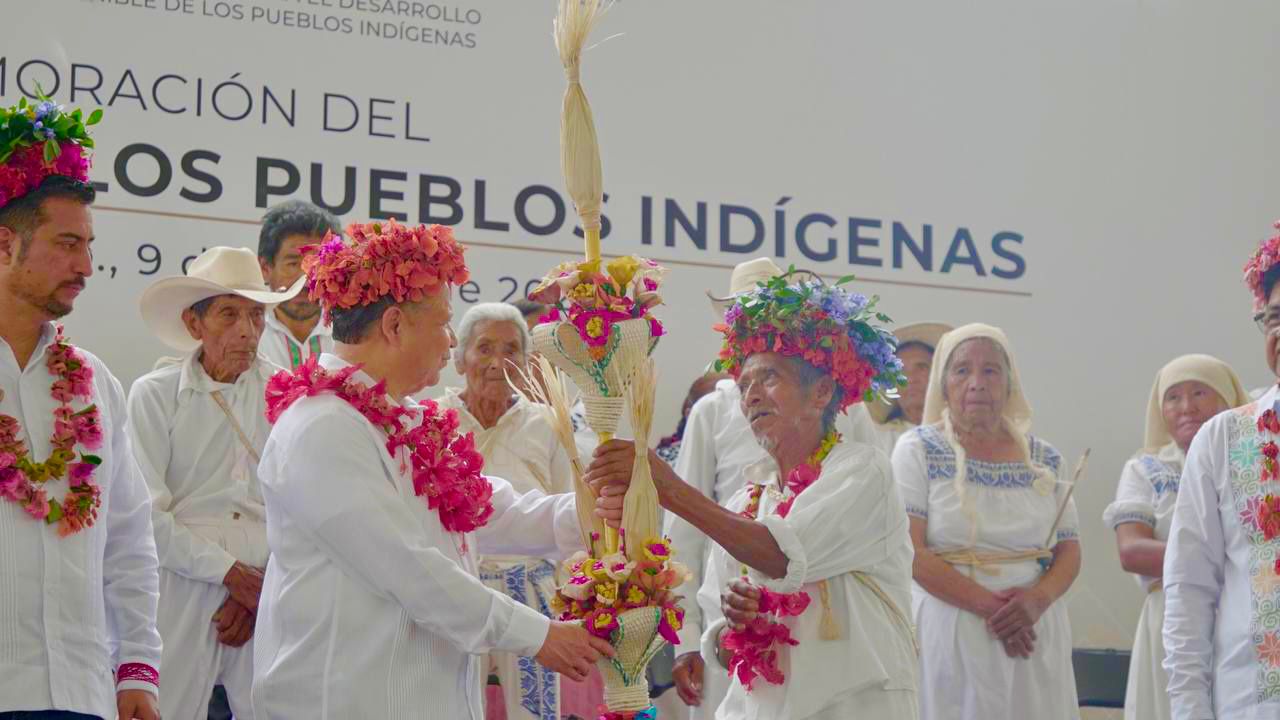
891, 323, 1082, 720
1103, 354, 1247, 720
434, 302, 578, 720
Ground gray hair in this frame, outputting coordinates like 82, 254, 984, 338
785, 356, 843, 434
454, 302, 531, 365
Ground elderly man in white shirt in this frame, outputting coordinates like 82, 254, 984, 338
0, 114, 162, 718
1164, 228, 1280, 720
664, 259, 889, 716
255, 200, 340, 371
129, 247, 304, 720
250, 220, 617, 719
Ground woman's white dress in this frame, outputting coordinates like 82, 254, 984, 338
1103, 445, 1184, 720
893, 425, 1081, 720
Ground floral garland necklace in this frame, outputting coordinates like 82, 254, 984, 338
722, 430, 840, 691
265, 356, 494, 535
1246, 409, 1280, 577
0, 325, 104, 536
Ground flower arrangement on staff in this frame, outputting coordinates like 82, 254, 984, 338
550, 537, 690, 639
714, 270, 906, 410
529, 255, 666, 360
550, 537, 691, 719
0, 96, 101, 208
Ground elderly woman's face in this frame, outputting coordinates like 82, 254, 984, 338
1162, 380, 1227, 451
460, 319, 525, 400
737, 352, 828, 453
943, 338, 1009, 428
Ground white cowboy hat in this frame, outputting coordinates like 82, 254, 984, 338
139, 246, 305, 352
705, 257, 785, 317
867, 321, 954, 425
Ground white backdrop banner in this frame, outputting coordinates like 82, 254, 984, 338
6, 0, 1279, 649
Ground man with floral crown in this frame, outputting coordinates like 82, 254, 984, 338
1163, 222, 1280, 720
586, 271, 918, 718
0, 98, 162, 719
249, 219, 618, 719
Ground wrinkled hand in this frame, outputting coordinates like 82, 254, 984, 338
212, 595, 255, 647
721, 579, 760, 632
1000, 626, 1037, 659
534, 621, 615, 682
595, 483, 627, 529
117, 688, 160, 720
584, 439, 638, 492
222, 561, 265, 612
987, 586, 1050, 642
585, 439, 680, 499
671, 651, 706, 707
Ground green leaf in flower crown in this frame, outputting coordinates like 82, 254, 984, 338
836, 274, 856, 286
42, 139, 57, 163
80, 454, 102, 466
87, 109, 103, 126
45, 500, 63, 523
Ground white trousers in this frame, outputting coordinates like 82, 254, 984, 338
158, 519, 267, 720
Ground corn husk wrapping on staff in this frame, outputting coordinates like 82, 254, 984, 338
508, 356, 604, 554
554, 0, 611, 246
535, 4, 687, 716
620, 357, 659, 557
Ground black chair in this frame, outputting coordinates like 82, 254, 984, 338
1073, 648, 1130, 709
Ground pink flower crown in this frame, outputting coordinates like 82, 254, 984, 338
1244, 221, 1280, 311
302, 220, 470, 322
0, 98, 101, 209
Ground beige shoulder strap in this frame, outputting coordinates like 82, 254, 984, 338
209, 390, 261, 465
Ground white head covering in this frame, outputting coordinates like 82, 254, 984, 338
923, 323, 1033, 432
922, 323, 1054, 537
1142, 353, 1248, 458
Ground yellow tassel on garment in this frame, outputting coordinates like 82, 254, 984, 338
818, 580, 841, 641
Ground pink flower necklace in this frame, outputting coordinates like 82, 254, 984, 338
0, 326, 104, 536
723, 430, 840, 691
265, 356, 494, 535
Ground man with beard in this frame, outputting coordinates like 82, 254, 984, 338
0, 100, 162, 719
256, 201, 340, 371
129, 247, 305, 720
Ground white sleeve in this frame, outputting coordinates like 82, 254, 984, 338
474, 478, 584, 560
102, 372, 164, 680
752, 449, 905, 595
1103, 458, 1157, 529
665, 394, 720, 650
126, 377, 237, 584
1162, 421, 1226, 720
697, 545, 728, 663
891, 430, 930, 520
262, 408, 550, 657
